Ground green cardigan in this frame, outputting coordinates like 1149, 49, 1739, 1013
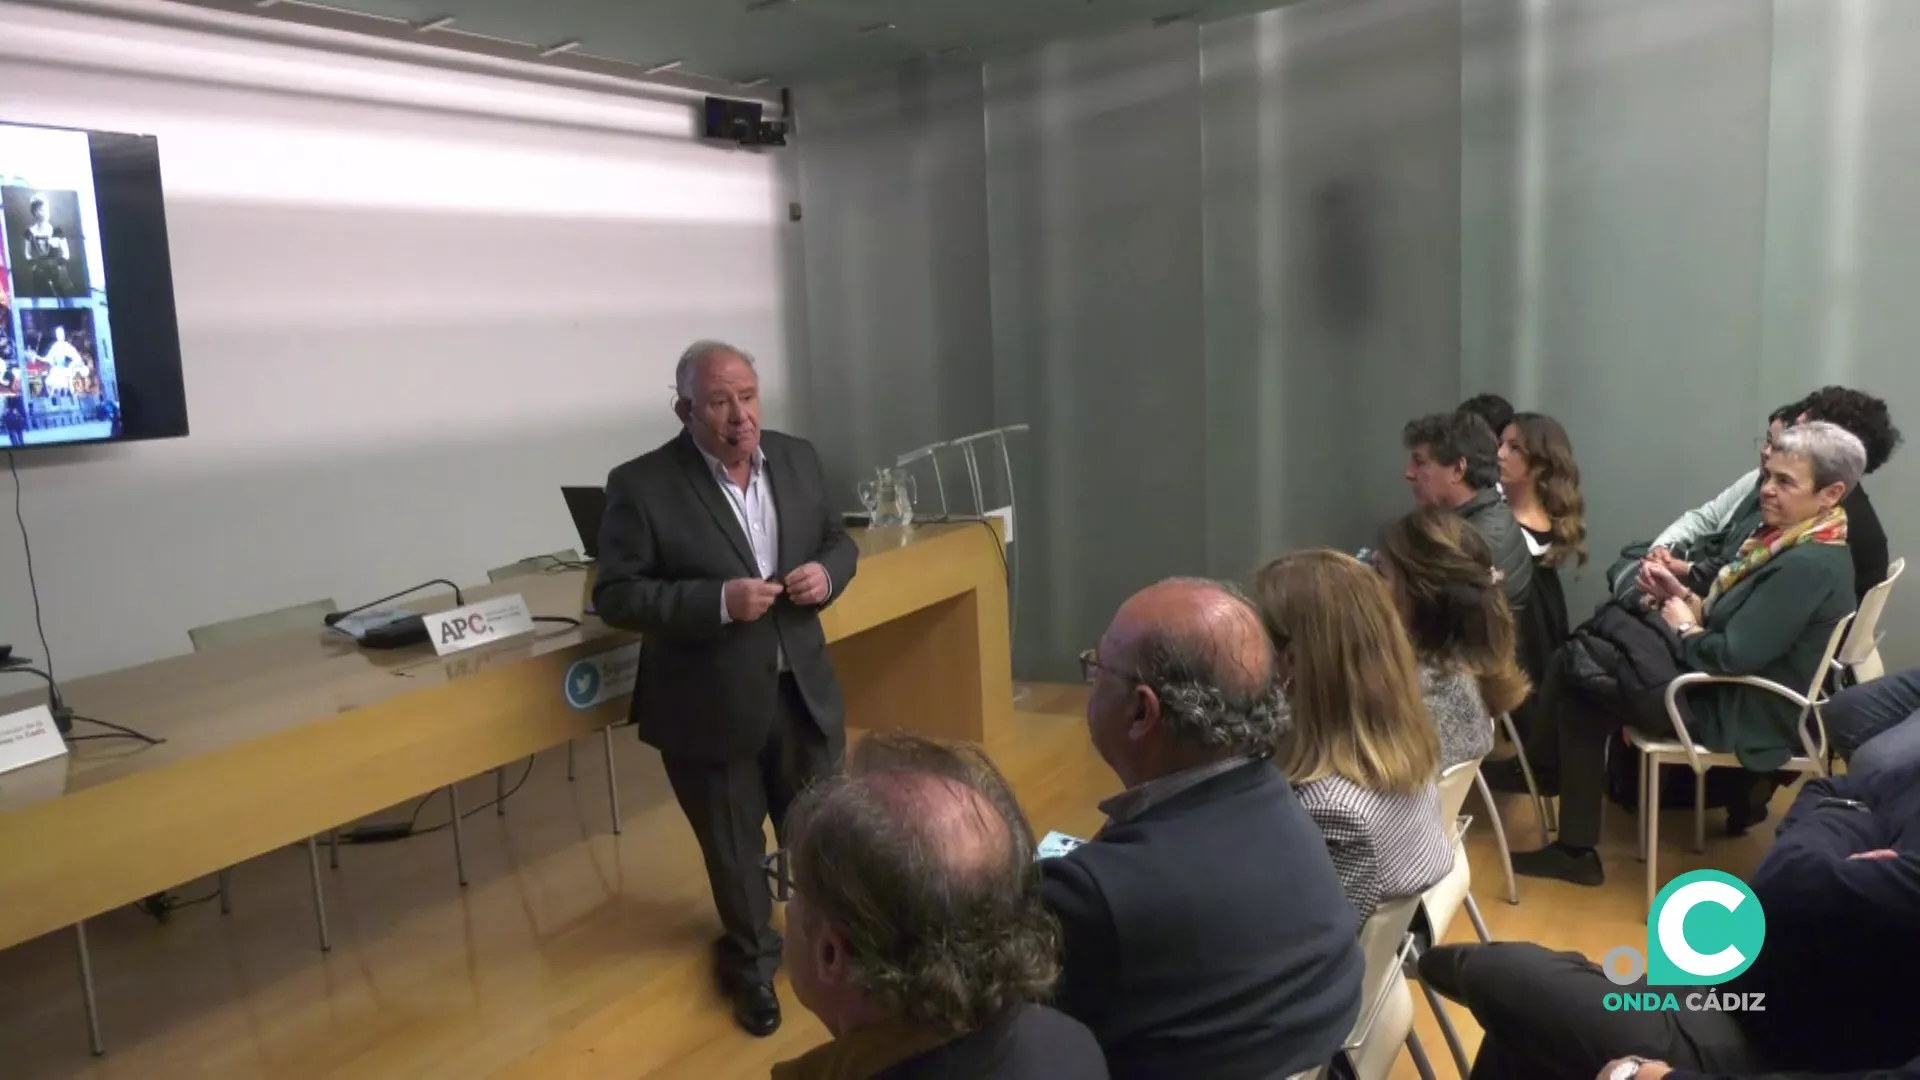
1679, 541, 1855, 770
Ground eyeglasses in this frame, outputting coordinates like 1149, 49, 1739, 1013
763, 848, 793, 903
1079, 648, 1141, 685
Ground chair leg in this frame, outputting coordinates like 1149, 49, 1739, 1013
603, 725, 622, 836
1636, 750, 1649, 863
75, 922, 104, 1056
217, 867, 233, 915
449, 784, 469, 888
1693, 767, 1708, 854
1646, 761, 1662, 921
305, 835, 331, 953
495, 767, 507, 816
329, 828, 340, 870
566, 739, 577, 782
1405, 1028, 1439, 1080
1500, 713, 1553, 847
1473, 771, 1519, 905
1419, 978, 1472, 1078
1464, 893, 1492, 944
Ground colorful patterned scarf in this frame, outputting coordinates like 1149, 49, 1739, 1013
1705, 505, 1848, 612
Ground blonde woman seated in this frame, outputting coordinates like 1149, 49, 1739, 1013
1375, 508, 1530, 768
1254, 550, 1454, 921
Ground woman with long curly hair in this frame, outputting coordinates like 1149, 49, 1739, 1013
1498, 412, 1586, 697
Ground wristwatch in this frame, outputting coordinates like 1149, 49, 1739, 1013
1608, 1059, 1648, 1080
1673, 621, 1696, 636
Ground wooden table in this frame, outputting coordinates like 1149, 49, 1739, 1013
0, 522, 1010, 956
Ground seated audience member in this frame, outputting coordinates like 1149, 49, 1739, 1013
772, 732, 1107, 1080
1828, 668, 1920, 777
1502, 422, 1862, 885
1374, 509, 1529, 767
1404, 410, 1534, 607
1499, 412, 1587, 659
1459, 392, 1516, 446
1254, 551, 1455, 919
1049, 578, 1363, 1079
1626, 398, 1803, 584
1422, 756, 1920, 1080
1635, 387, 1900, 605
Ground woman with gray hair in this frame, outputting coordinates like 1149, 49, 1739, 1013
1503, 420, 1863, 886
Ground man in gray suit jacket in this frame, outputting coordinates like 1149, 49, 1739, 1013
594, 339, 859, 1038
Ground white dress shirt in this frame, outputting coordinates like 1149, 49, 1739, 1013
701, 443, 831, 672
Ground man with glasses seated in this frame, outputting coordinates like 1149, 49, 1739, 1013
765, 731, 1106, 1080
1046, 578, 1364, 1079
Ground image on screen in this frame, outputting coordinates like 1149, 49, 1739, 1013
1, 124, 122, 447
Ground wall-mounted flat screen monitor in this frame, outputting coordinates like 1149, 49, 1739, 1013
1, 120, 188, 449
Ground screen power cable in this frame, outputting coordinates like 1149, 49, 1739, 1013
3, 448, 162, 746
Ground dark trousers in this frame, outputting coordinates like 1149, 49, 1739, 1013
1830, 669, 1920, 766
660, 673, 842, 988
1525, 667, 1676, 849
1419, 943, 1770, 1080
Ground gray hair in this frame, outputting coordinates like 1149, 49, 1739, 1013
1772, 419, 1866, 494
1129, 577, 1290, 754
785, 733, 1059, 1036
674, 339, 756, 402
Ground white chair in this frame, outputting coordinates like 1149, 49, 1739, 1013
1412, 760, 1496, 1076
1629, 613, 1854, 918
1833, 557, 1904, 686
1315, 896, 1438, 1080
188, 599, 340, 946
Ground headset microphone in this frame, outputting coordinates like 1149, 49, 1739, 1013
690, 408, 744, 447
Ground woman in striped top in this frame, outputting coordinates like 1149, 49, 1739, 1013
1253, 550, 1454, 922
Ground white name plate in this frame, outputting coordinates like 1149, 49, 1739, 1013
427, 594, 536, 656
564, 642, 642, 710
0, 704, 69, 776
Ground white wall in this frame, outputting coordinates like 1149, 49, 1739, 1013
0, 2, 794, 678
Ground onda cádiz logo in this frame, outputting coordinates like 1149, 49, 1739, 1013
1601, 870, 1766, 1013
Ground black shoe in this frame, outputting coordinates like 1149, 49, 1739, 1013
1511, 843, 1605, 887
730, 980, 781, 1038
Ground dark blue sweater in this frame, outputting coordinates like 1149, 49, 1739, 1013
1701, 760, 1920, 1076
1040, 761, 1364, 1079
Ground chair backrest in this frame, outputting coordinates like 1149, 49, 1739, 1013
188, 598, 338, 652
1799, 612, 1858, 764
487, 548, 583, 583
1436, 758, 1481, 824
1835, 557, 1905, 667
1342, 896, 1420, 1053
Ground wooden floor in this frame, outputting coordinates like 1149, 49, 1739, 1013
0, 684, 1788, 1080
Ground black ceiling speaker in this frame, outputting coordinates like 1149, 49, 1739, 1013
704, 96, 787, 147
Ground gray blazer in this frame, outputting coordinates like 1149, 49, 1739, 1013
1458, 486, 1534, 608
593, 429, 859, 762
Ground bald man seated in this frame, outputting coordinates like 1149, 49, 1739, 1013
772, 732, 1107, 1080
1046, 578, 1365, 1079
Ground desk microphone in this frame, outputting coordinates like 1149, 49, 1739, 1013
326, 579, 466, 650
0, 658, 71, 733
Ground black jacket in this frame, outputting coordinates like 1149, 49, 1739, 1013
1559, 600, 1683, 702
1723, 762, 1920, 1074
593, 429, 858, 762
1041, 761, 1364, 1080
1843, 483, 1890, 604
1458, 487, 1535, 608
875, 1006, 1109, 1080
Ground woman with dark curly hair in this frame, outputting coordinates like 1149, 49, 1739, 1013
1800, 386, 1900, 601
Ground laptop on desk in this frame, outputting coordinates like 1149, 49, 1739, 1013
562, 485, 607, 615
562, 486, 606, 559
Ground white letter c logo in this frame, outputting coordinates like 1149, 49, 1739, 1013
1657, 879, 1747, 978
